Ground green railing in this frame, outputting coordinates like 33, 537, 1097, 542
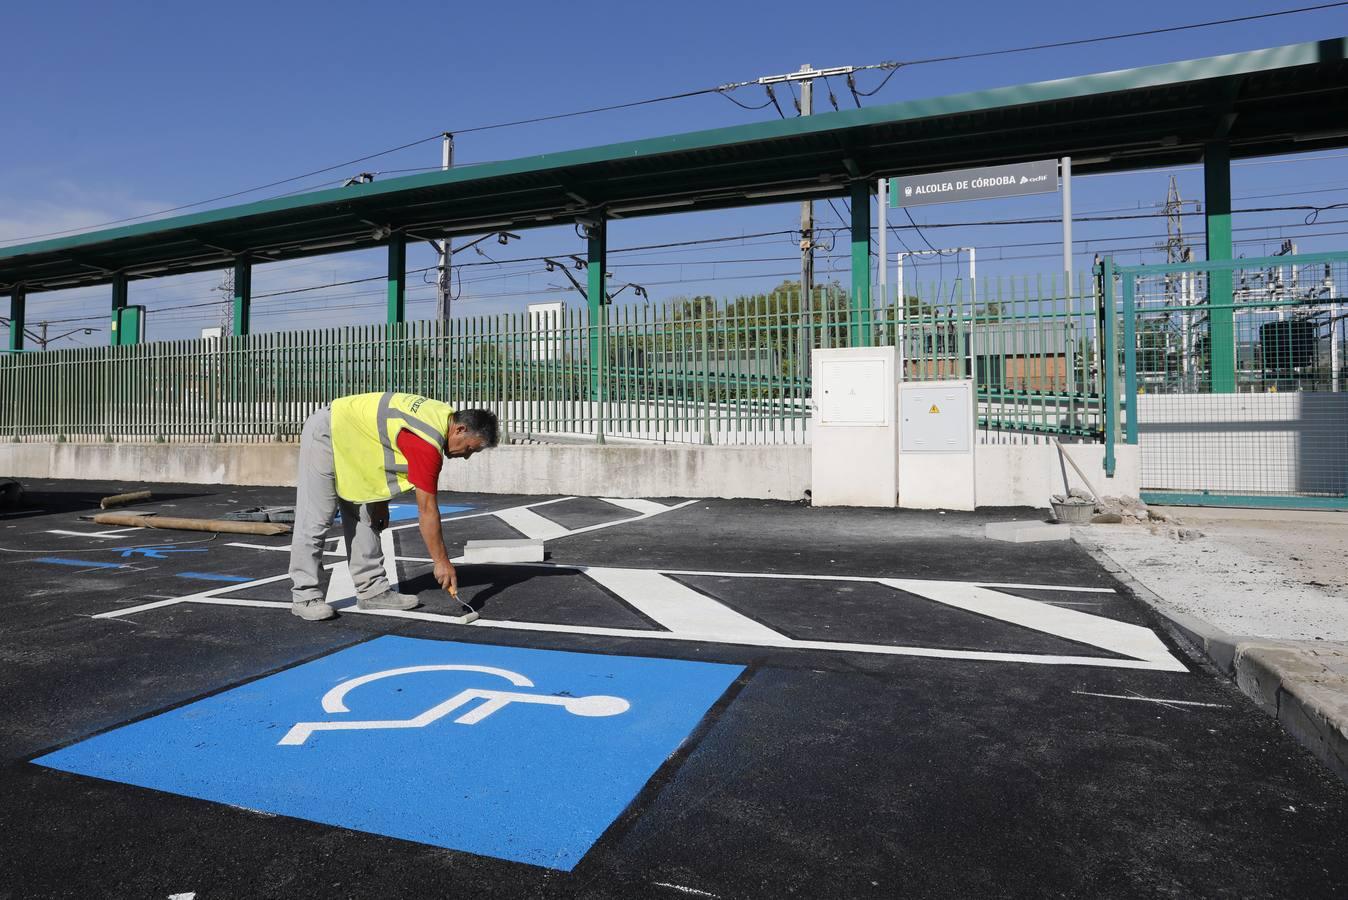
0, 277, 1105, 447
1111, 251, 1348, 509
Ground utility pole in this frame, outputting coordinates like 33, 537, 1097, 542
437, 132, 454, 322
798, 65, 814, 335
755, 64, 858, 353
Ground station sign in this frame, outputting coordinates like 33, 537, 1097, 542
890, 159, 1059, 207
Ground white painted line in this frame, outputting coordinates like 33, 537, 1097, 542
601, 498, 671, 516
584, 566, 781, 640
452, 559, 1115, 593
1072, 691, 1227, 708
340, 605, 478, 625
168, 893, 197, 900
652, 882, 720, 898
878, 578, 1184, 669
46, 528, 136, 539
382, 528, 398, 588
161, 590, 1183, 670
562, 499, 699, 538
493, 506, 572, 541
228, 541, 346, 556
972, 582, 1116, 594
324, 528, 399, 603
191, 597, 290, 610
466, 618, 1186, 670
324, 548, 356, 603
92, 597, 184, 619
95, 572, 294, 619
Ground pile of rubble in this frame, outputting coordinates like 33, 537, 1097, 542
1100, 495, 1205, 541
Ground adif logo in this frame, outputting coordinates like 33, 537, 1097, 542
904, 185, 913, 198
1019, 176, 1028, 184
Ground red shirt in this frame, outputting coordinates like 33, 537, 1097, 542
394, 429, 443, 494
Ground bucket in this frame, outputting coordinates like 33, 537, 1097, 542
1051, 500, 1096, 525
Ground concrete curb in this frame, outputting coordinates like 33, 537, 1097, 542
1074, 530, 1348, 784
1233, 641, 1348, 784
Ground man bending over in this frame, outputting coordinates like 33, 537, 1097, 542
288, 392, 498, 621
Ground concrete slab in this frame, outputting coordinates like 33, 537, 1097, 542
462, 538, 545, 563
1081, 523, 1348, 641
984, 521, 1071, 543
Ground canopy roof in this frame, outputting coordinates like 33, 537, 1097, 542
2, 37, 1345, 294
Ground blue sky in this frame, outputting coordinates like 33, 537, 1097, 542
2, 0, 1346, 344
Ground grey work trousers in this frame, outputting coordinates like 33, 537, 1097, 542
288, 407, 391, 604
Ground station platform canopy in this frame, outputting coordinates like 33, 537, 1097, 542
1, 37, 1345, 294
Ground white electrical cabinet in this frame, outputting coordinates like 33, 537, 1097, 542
900, 383, 973, 453
810, 346, 897, 507
897, 379, 976, 510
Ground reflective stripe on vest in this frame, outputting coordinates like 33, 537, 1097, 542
330, 392, 454, 503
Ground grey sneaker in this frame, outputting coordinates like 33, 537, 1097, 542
357, 590, 420, 611
291, 599, 336, 621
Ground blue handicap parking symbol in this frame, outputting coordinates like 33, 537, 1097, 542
33, 637, 742, 870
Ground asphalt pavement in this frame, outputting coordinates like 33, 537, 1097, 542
2, 479, 1346, 899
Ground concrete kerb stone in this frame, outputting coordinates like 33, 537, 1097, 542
1234, 640, 1348, 783
1075, 529, 1348, 784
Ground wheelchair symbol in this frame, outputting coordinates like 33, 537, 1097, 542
279, 664, 630, 746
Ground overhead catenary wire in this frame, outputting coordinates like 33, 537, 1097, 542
891, 2, 1348, 68
4, 1, 1344, 250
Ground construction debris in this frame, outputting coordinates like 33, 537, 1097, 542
1096, 495, 1205, 542
220, 506, 296, 524
92, 512, 290, 536
99, 490, 153, 510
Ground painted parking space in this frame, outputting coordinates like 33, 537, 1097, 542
34, 636, 742, 871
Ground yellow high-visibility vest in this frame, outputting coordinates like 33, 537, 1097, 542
330, 392, 454, 502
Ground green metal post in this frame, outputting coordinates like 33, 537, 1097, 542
110, 274, 128, 346
386, 233, 406, 324
7, 286, 25, 351
849, 181, 871, 347
1121, 273, 1138, 445
1100, 258, 1117, 477
586, 218, 607, 401
1204, 142, 1235, 393
232, 256, 252, 336
119, 306, 145, 345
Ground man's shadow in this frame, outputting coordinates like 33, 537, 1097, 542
398, 564, 576, 614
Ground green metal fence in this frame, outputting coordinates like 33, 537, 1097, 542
1113, 251, 1348, 509
882, 271, 1105, 440
0, 276, 1105, 448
